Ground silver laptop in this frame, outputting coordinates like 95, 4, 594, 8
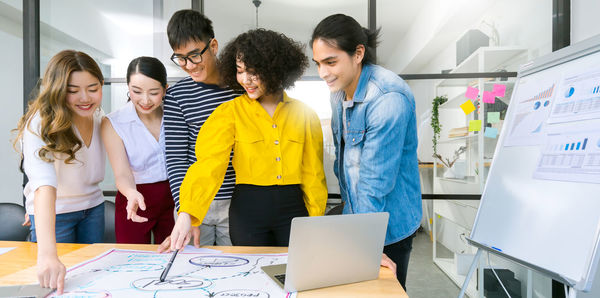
262, 212, 389, 292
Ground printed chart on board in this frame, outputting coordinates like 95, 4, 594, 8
49, 249, 295, 298
547, 70, 600, 124
503, 73, 559, 147
533, 129, 600, 183
532, 70, 600, 184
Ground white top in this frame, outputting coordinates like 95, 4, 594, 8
106, 101, 167, 184
23, 111, 105, 215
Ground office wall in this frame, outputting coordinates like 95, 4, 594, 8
0, 1, 24, 206
572, 0, 600, 44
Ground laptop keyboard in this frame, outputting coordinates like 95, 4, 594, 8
274, 274, 286, 284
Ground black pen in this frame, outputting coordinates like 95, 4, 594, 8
159, 249, 179, 282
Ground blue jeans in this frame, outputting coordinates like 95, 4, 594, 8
29, 202, 105, 244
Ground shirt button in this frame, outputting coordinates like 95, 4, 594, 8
276, 157, 281, 161
274, 140, 279, 145
352, 138, 355, 142
277, 175, 282, 179
272, 124, 277, 128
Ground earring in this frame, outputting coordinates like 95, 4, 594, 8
127, 91, 131, 102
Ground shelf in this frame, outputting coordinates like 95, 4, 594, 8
437, 177, 478, 184
433, 257, 478, 298
431, 47, 525, 298
439, 92, 469, 109
437, 47, 528, 87
439, 81, 516, 109
438, 134, 478, 143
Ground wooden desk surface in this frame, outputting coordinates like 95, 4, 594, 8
0, 241, 407, 297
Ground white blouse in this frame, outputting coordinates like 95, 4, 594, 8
23, 111, 105, 215
106, 101, 167, 184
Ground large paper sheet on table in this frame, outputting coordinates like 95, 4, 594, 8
50, 249, 295, 298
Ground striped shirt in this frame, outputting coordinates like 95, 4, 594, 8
164, 76, 239, 210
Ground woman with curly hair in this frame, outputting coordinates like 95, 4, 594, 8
13, 50, 106, 294
159, 29, 327, 250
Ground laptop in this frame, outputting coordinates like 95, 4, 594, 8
261, 212, 389, 292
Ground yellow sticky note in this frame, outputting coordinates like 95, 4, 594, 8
469, 120, 482, 131
460, 100, 476, 115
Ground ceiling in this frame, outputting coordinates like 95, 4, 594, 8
205, 0, 430, 75
2, 0, 457, 75
82, 0, 431, 75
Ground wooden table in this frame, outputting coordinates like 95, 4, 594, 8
0, 241, 407, 297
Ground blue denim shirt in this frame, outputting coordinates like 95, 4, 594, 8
330, 64, 422, 245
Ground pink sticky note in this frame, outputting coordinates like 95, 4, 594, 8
492, 84, 506, 97
482, 91, 495, 103
465, 86, 479, 100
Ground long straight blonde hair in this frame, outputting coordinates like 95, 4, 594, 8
14, 50, 104, 164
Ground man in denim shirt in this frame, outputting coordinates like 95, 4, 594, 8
311, 14, 422, 289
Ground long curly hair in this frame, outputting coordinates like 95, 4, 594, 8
218, 28, 308, 95
13, 50, 104, 164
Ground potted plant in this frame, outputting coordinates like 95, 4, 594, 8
431, 95, 448, 156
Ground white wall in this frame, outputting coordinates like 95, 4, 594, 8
0, 31, 24, 206
0, 1, 24, 206
572, 0, 600, 44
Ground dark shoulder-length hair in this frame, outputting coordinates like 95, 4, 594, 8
218, 28, 308, 95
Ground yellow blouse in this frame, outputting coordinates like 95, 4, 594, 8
179, 93, 327, 226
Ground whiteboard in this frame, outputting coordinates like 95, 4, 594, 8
469, 34, 600, 291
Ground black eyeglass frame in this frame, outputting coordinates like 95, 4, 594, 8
170, 38, 213, 67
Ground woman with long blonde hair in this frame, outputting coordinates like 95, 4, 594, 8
14, 50, 106, 294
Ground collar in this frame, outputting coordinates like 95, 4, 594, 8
119, 101, 139, 122
351, 63, 374, 103
240, 91, 292, 105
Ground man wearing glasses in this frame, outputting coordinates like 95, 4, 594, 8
162, 9, 238, 247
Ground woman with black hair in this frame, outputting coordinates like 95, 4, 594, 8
160, 29, 327, 249
102, 57, 175, 244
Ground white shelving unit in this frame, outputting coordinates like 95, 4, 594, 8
432, 47, 528, 297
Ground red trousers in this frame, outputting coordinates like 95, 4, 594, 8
115, 180, 175, 244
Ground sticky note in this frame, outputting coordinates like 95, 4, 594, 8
465, 86, 479, 100
484, 127, 498, 138
493, 84, 506, 97
482, 91, 495, 103
460, 100, 476, 115
487, 112, 500, 123
469, 120, 482, 132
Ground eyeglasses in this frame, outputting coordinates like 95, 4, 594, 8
170, 38, 213, 67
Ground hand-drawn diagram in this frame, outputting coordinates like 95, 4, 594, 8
49, 249, 295, 298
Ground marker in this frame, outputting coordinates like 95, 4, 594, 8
491, 246, 502, 252
159, 249, 179, 282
